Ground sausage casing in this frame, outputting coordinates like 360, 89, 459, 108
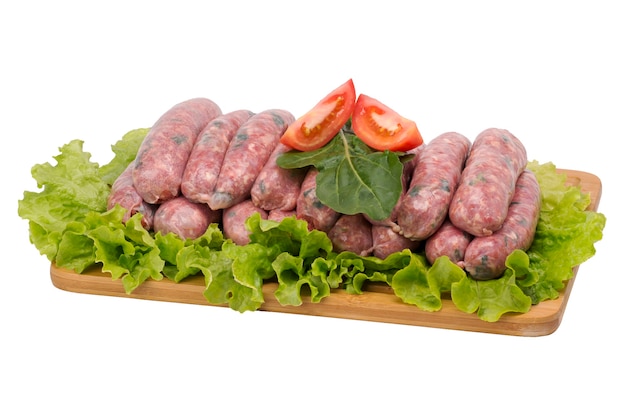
251, 142, 307, 211
448, 128, 527, 237
107, 162, 157, 229
222, 200, 268, 246
296, 167, 340, 232
424, 219, 472, 267
397, 132, 471, 240
153, 196, 221, 240
371, 225, 421, 260
133, 98, 222, 203
208, 109, 295, 210
181, 109, 254, 203
463, 169, 541, 280
327, 214, 373, 256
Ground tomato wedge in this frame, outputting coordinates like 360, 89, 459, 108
280, 79, 356, 152
351, 94, 423, 152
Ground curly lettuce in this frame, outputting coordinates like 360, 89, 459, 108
18, 130, 606, 321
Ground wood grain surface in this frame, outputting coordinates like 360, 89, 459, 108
50, 169, 603, 337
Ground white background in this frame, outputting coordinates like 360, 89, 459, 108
2, 1, 623, 415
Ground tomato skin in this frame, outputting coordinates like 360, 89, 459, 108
351, 94, 423, 152
280, 79, 357, 152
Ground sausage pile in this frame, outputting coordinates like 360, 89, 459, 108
107, 98, 541, 281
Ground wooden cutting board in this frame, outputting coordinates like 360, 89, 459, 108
50, 169, 602, 337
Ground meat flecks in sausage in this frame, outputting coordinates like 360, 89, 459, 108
222, 200, 268, 246
397, 132, 471, 241
133, 98, 222, 204
448, 128, 527, 237
208, 109, 295, 210
463, 169, 541, 280
181, 109, 254, 204
153, 196, 220, 240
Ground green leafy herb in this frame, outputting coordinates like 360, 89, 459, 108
99, 128, 150, 185
18, 129, 149, 262
277, 130, 404, 221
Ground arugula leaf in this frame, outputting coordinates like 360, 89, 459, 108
277, 131, 404, 221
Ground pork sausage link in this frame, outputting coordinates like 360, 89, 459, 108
208, 109, 295, 210
181, 109, 254, 203
153, 196, 221, 240
251, 142, 307, 211
222, 199, 268, 246
397, 132, 471, 240
268, 209, 297, 223
107, 162, 157, 229
327, 214, 373, 256
296, 167, 340, 232
448, 128, 527, 237
371, 225, 421, 260
133, 98, 222, 203
463, 169, 541, 280
424, 219, 472, 267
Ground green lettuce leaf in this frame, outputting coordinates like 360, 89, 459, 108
18, 140, 111, 260
392, 255, 467, 312
523, 161, 607, 303
18, 127, 606, 323
273, 252, 332, 306
98, 128, 150, 185
155, 224, 225, 282
86, 207, 164, 293
202, 241, 273, 312
245, 213, 336, 306
451, 273, 532, 322
246, 213, 333, 260
18, 129, 149, 262
340, 250, 412, 294
55, 220, 96, 273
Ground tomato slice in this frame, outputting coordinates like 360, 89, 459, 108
351, 94, 423, 152
280, 79, 356, 152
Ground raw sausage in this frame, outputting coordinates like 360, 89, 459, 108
424, 219, 472, 267
181, 109, 254, 203
251, 142, 307, 211
107, 162, 157, 229
222, 200, 268, 246
268, 209, 296, 223
153, 196, 221, 240
463, 169, 541, 280
133, 98, 222, 203
296, 168, 340, 232
397, 132, 471, 240
448, 128, 527, 237
208, 109, 295, 210
327, 214, 373, 256
371, 225, 420, 260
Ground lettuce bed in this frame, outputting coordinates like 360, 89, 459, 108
17, 129, 606, 322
